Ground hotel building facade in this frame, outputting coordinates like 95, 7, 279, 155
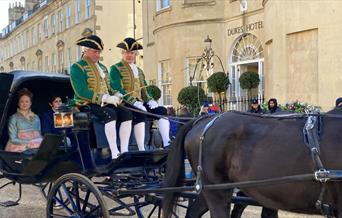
143, 0, 342, 111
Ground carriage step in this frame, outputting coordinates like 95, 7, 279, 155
0, 200, 19, 207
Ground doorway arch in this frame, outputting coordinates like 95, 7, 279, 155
228, 33, 264, 110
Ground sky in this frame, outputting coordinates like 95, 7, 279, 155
0, 0, 25, 30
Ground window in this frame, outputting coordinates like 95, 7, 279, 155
25, 30, 29, 48
59, 49, 64, 73
75, 0, 81, 24
76, 46, 82, 60
38, 56, 42, 71
45, 56, 49, 71
17, 36, 20, 52
31, 26, 36, 45
156, 0, 170, 11
37, 23, 41, 41
58, 10, 63, 32
66, 5, 71, 29
67, 47, 72, 74
186, 57, 209, 93
20, 58, 25, 70
21, 33, 25, 50
52, 53, 56, 72
186, 57, 204, 85
43, 17, 49, 37
85, 0, 91, 19
158, 60, 172, 106
18, 36, 21, 52
184, 0, 212, 3
32, 61, 36, 71
51, 14, 56, 34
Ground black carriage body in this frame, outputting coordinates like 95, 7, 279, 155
0, 71, 172, 217
0, 71, 87, 184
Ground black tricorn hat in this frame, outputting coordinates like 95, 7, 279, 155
336, 97, 342, 107
117, 37, 143, 51
76, 35, 104, 51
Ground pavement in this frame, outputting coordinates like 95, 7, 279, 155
0, 179, 324, 218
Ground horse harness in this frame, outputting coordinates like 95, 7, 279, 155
194, 112, 342, 217
304, 114, 334, 217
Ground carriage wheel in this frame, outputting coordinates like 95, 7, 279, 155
39, 182, 69, 209
46, 173, 109, 218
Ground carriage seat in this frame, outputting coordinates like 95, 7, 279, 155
0, 134, 63, 176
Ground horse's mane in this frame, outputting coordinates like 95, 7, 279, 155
193, 108, 342, 127
228, 110, 306, 120
326, 107, 342, 115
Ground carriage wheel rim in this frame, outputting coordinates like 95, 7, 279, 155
46, 173, 109, 218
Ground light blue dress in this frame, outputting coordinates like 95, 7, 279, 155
6, 111, 42, 152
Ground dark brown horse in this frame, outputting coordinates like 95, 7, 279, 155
163, 108, 342, 217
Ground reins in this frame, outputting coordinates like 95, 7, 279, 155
119, 105, 193, 125
116, 173, 315, 195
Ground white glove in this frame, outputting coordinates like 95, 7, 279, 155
147, 100, 158, 109
133, 101, 147, 111
104, 95, 121, 107
114, 92, 123, 99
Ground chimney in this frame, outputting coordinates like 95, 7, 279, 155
8, 1, 25, 24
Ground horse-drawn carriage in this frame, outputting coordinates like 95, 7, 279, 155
0, 71, 171, 217
2, 71, 342, 218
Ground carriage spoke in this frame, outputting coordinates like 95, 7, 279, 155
81, 189, 91, 213
52, 196, 73, 215
84, 205, 101, 218
147, 205, 158, 218
61, 182, 78, 212
158, 205, 162, 218
73, 181, 82, 213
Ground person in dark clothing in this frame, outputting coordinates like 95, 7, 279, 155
179, 107, 192, 117
167, 107, 177, 139
199, 101, 210, 116
336, 97, 342, 108
41, 96, 73, 145
41, 96, 64, 135
267, 98, 282, 114
248, 99, 264, 114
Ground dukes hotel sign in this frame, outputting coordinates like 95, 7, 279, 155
227, 21, 263, 36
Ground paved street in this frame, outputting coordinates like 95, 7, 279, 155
0, 179, 324, 218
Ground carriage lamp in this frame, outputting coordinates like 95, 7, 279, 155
53, 104, 74, 128
189, 35, 225, 85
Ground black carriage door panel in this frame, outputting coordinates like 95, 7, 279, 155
0, 74, 13, 116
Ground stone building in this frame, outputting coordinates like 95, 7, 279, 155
0, 0, 143, 74
142, 0, 342, 111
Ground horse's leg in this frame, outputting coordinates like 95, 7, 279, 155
231, 191, 247, 218
261, 207, 279, 218
185, 193, 209, 218
231, 204, 247, 218
203, 189, 233, 218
